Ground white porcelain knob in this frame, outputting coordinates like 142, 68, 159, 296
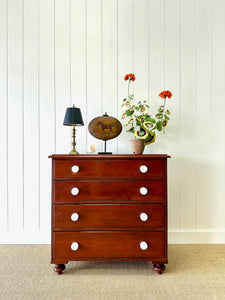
140, 241, 148, 250
71, 212, 79, 222
71, 242, 79, 251
71, 187, 79, 196
71, 165, 79, 173
140, 165, 148, 173
140, 187, 148, 195
140, 212, 148, 222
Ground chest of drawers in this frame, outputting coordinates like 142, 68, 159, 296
49, 154, 170, 275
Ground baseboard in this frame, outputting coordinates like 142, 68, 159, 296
0, 231, 50, 244
169, 230, 225, 244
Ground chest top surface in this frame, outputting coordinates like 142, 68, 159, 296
49, 154, 170, 160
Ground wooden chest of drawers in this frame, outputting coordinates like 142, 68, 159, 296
49, 154, 170, 275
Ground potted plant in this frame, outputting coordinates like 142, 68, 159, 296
121, 73, 172, 154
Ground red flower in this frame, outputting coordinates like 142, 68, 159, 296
124, 73, 136, 81
159, 90, 172, 99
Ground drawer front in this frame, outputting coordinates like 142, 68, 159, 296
54, 159, 164, 179
54, 204, 165, 230
54, 180, 165, 203
53, 231, 165, 259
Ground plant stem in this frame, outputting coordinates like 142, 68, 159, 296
161, 97, 166, 123
161, 97, 166, 133
128, 79, 131, 101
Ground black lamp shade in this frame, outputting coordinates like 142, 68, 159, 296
63, 107, 84, 126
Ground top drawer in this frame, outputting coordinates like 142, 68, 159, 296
53, 159, 165, 179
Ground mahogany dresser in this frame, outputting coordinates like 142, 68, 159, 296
49, 154, 170, 275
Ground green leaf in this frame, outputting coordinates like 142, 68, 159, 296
136, 119, 141, 126
149, 117, 156, 123
156, 121, 162, 131
127, 127, 135, 133
145, 104, 150, 108
125, 109, 134, 116
155, 113, 163, 119
145, 116, 156, 123
164, 114, 170, 120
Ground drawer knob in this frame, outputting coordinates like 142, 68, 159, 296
140, 212, 148, 221
71, 242, 79, 251
140, 165, 148, 173
71, 165, 79, 173
140, 241, 148, 250
71, 187, 79, 196
71, 212, 79, 221
140, 187, 148, 195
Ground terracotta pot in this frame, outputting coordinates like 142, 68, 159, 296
130, 139, 145, 154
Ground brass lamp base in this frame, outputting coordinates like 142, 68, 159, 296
69, 149, 79, 155
69, 126, 79, 155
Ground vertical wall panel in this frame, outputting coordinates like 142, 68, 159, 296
164, 0, 181, 231
117, 0, 133, 154
196, 0, 213, 230
133, 0, 149, 155
133, 0, 148, 101
86, 0, 102, 153
23, 0, 39, 233
148, 0, 165, 155
149, 0, 165, 92
102, 0, 118, 153
55, 0, 71, 154
179, 0, 196, 230
71, 0, 87, 154
211, 0, 225, 230
0, 0, 8, 232
7, 0, 23, 232
39, 0, 55, 240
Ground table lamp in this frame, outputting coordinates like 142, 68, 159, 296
63, 105, 84, 154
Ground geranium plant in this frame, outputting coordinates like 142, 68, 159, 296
121, 73, 172, 145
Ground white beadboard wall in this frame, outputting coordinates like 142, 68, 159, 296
0, 0, 225, 244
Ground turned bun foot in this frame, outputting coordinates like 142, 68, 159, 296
54, 264, 66, 275
153, 263, 166, 274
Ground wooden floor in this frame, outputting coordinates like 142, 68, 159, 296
1, 244, 225, 300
